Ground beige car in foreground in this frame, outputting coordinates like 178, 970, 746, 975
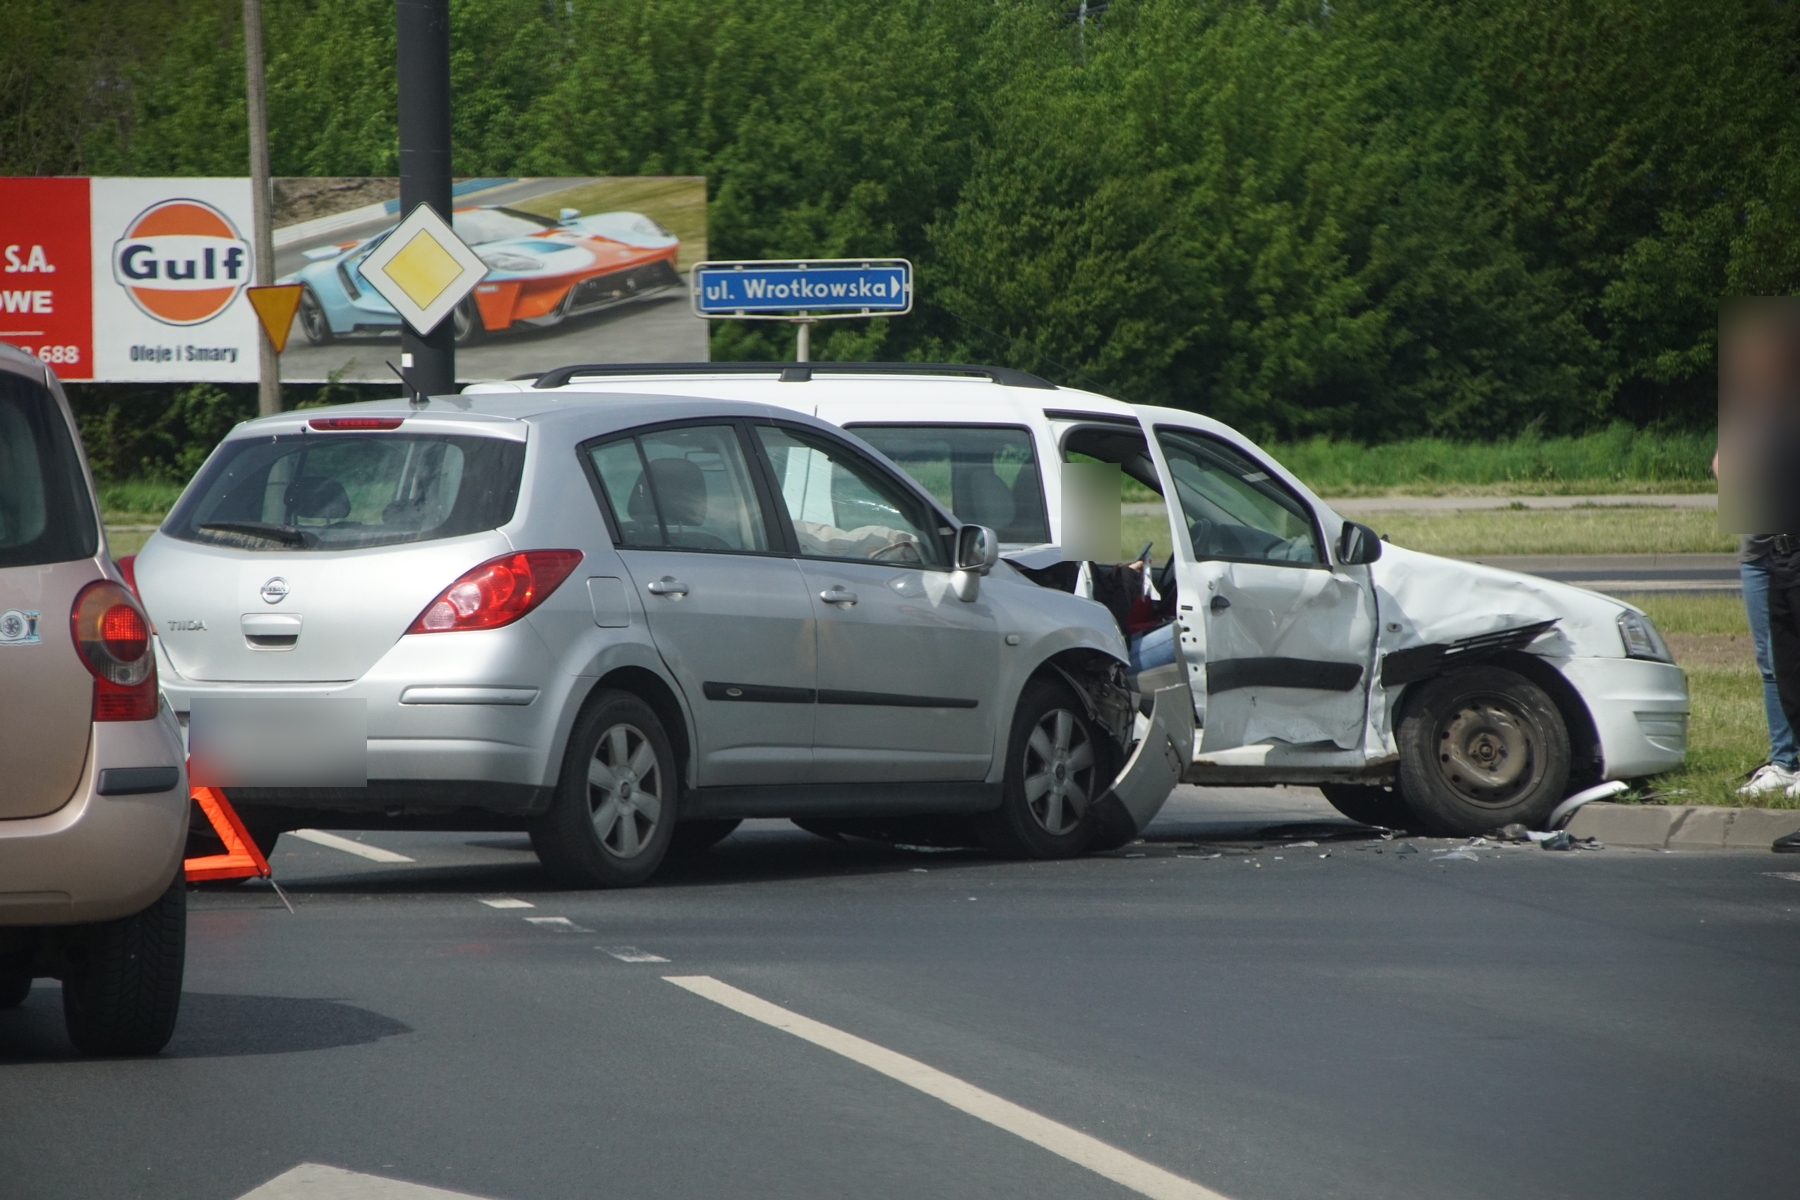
0, 343, 188, 1055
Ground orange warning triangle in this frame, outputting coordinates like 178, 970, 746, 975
184, 785, 272, 882
245, 284, 305, 355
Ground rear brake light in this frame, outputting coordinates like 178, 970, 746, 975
71, 580, 157, 721
309, 416, 405, 431
407, 550, 583, 634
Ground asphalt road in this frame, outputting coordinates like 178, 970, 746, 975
4, 786, 1798, 1200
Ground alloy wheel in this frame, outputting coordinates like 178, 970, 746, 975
1022, 708, 1096, 836
587, 722, 663, 858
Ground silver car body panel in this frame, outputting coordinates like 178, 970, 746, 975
467, 371, 1687, 786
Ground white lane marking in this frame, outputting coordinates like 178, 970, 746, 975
524, 916, 591, 932
289, 829, 415, 863
601, 945, 669, 963
236, 1161, 498, 1199
479, 898, 534, 909
665, 975, 1232, 1200
1766, 872, 1800, 883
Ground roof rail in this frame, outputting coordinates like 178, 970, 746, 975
527, 361, 1059, 391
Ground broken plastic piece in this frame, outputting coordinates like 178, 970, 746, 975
1394, 843, 1418, 855
1432, 848, 1479, 862
1548, 780, 1629, 830
1540, 830, 1576, 851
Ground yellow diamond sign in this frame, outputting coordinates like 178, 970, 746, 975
357, 202, 489, 335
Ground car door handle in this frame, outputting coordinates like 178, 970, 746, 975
647, 578, 689, 596
820, 586, 859, 606
1210, 594, 1231, 611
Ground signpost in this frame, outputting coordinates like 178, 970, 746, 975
691, 258, 912, 361
396, 0, 455, 395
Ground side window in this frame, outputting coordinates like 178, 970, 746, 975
1155, 430, 1321, 565
753, 425, 944, 567
585, 424, 770, 552
847, 424, 1050, 545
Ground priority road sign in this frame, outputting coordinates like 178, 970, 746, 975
357, 202, 488, 336
692, 259, 912, 320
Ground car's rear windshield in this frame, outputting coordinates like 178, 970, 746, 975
0, 371, 98, 568
164, 432, 525, 552
847, 424, 1050, 545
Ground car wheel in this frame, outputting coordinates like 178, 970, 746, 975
298, 286, 334, 346
666, 818, 741, 859
60, 872, 185, 1056
452, 295, 486, 345
529, 691, 678, 888
977, 677, 1107, 859
0, 967, 32, 1008
1397, 665, 1571, 836
1318, 784, 1412, 829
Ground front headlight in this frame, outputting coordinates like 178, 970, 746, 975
1617, 610, 1672, 662
479, 252, 539, 273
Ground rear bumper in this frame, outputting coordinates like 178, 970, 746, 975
0, 705, 188, 926
156, 626, 582, 801
1558, 657, 1690, 779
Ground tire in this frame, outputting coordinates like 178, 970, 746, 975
1397, 665, 1571, 836
60, 872, 185, 1056
667, 818, 740, 859
452, 295, 486, 346
298, 286, 334, 346
977, 678, 1109, 859
0, 967, 31, 1008
529, 691, 678, 888
1319, 784, 1412, 829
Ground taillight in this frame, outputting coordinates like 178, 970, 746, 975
115, 554, 140, 599
407, 550, 583, 634
71, 580, 157, 721
309, 416, 405, 431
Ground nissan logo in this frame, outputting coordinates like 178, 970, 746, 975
260, 577, 290, 604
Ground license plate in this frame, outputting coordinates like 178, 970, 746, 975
188, 697, 367, 787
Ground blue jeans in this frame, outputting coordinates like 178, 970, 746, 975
1742, 555, 1799, 768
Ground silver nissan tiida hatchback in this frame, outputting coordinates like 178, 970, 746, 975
132, 393, 1190, 887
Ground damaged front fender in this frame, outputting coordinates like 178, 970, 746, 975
1106, 683, 1198, 833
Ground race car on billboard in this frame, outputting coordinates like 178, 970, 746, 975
282, 206, 681, 345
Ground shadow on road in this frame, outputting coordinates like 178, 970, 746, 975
0, 991, 410, 1063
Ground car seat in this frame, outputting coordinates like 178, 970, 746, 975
645, 457, 731, 550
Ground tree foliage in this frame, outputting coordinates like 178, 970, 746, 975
5, 0, 1797, 440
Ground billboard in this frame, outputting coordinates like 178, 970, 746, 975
0, 176, 708, 383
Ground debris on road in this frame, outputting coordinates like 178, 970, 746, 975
1394, 843, 1419, 856
1433, 848, 1480, 862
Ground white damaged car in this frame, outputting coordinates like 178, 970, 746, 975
477, 363, 1690, 835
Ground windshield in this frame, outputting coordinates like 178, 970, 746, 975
164, 432, 525, 552
453, 207, 557, 245
848, 424, 1049, 545
0, 372, 98, 568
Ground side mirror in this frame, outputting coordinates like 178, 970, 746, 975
1337, 520, 1383, 565
955, 525, 1001, 574
558, 207, 580, 223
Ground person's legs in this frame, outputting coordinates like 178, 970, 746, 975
1743, 556, 1799, 767
1766, 578, 1800, 749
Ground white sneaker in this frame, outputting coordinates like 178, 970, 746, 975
1741, 763, 1799, 796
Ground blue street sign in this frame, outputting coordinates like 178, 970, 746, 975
692, 259, 912, 319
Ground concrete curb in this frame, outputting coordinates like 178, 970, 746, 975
1565, 802, 1800, 850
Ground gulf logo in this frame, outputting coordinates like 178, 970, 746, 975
110, 199, 252, 325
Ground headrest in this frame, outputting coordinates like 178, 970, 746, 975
286, 476, 351, 521
647, 457, 708, 527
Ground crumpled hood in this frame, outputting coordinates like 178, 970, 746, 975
1370, 542, 1630, 660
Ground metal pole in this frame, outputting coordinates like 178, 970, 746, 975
795, 318, 812, 363
397, 0, 454, 395
243, 0, 279, 416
